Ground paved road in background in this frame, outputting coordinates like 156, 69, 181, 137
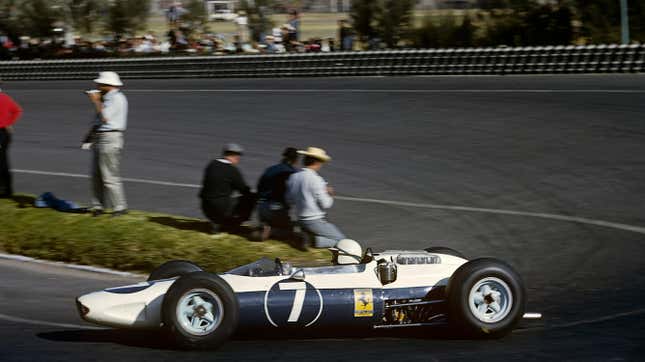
2, 75, 645, 360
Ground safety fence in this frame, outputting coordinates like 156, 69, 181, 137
1, 44, 643, 80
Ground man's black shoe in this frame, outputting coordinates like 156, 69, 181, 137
91, 209, 103, 217
112, 210, 128, 217
247, 229, 265, 242
289, 234, 309, 252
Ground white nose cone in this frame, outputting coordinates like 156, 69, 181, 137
76, 280, 175, 328
77, 290, 148, 328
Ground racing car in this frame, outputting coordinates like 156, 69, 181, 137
76, 240, 539, 349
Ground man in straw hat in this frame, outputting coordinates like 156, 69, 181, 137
286, 147, 346, 249
85, 71, 128, 217
0, 78, 23, 198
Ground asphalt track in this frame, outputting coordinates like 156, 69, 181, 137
2, 75, 645, 360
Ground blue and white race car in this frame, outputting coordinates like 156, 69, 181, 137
76, 240, 539, 349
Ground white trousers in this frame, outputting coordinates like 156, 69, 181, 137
90, 132, 127, 211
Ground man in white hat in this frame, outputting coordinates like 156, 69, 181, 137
86, 71, 128, 216
286, 147, 346, 249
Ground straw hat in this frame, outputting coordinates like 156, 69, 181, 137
93, 71, 123, 87
298, 147, 331, 162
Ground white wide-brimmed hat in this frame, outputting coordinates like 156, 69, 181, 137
298, 147, 331, 162
93, 71, 123, 87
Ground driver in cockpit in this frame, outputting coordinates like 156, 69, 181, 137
330, 239, 363, 265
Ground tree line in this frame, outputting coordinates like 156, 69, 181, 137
0, 0, 151, 39
351, 0, 645, 49
1, 0, 644, 50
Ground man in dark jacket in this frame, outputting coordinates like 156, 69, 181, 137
256, 147, 299, 240
199, 143, 256, 233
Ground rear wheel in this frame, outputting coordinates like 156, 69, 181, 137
148, 260, 202, 281
162, 272, 239, 349
447, 258, 525, 338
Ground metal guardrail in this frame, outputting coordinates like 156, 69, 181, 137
1, 44, 643, 80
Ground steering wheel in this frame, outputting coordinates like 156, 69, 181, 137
360, 248, 374, 263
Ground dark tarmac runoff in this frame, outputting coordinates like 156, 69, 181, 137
1, 75, 645, 360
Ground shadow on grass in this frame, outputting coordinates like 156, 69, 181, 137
6, 194, 36, 208
147, 216, 214, 234
147, 216, 264, 242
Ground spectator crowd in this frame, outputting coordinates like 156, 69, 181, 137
0, 8, 356, 60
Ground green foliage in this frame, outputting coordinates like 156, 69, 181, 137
413, 15, 478, 49
374, 0, 415, 48
476, 0, 644, 44
483, 11, 525, 46
68, 0, 100, 34
524, 4, 574, 45
569, 0, 645, 43
0, 195, 328, 273
350, 0, 377, 44
240, 0, 275, 42
483, 4, 575, 46
413, 2, 576, 48
15, 0, 61, 37
453, 15, 476, 47
350, 0, 415, 48
105, 0, 150, 36
181, 0, 210, 34
413, 16, 439, 48
105, 0, 129, 36
0, 0, 149, 39
0, 0, 19, 36
476, 0, 537, 11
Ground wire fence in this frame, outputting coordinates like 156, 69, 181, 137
1, 44, 643, 80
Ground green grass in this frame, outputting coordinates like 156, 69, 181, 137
0, 195, 329, 274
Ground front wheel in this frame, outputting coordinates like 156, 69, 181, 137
148, 260, 202, 281
162, 272, 239, 349
447, 258, 525, 338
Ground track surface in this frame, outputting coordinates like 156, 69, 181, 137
2, 75, 645, 360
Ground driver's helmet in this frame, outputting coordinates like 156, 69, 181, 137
330, 239, 363, 265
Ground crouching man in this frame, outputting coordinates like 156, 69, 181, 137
199, 143, 256, 233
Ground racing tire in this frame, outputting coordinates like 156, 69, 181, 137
162, 272, 239, 350
424, 246, 467, 260
446, 258, 525, 338
147, 260, 202, 281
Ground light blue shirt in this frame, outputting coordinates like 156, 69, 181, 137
96, 89, 128, 131
286, 168, 333, 221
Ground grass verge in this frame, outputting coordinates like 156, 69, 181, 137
0, 194, 329, 274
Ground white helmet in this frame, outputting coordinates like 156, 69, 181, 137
331, 239, 363, 265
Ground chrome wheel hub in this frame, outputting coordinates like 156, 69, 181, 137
176, 289, 224, 335
468, 277, 513, 323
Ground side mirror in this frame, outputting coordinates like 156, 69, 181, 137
291, 269, 305, 281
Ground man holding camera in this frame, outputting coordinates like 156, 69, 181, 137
85, 72, 128, 217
